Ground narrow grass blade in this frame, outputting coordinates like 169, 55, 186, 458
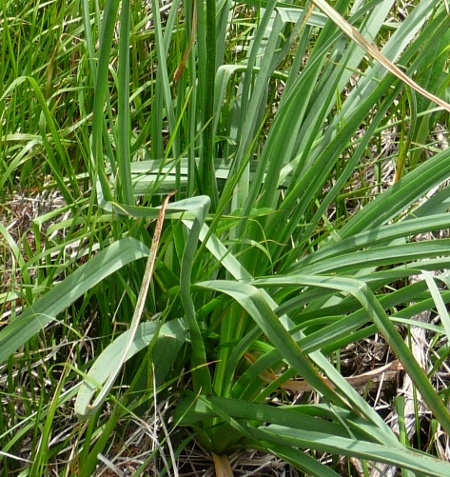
424, 271, 450, 340
116, 0, 133, 205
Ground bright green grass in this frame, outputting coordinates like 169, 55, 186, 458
1, 0, 450, 475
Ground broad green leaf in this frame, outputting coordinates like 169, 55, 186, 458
254, 274, 450, 435
291, 213, 450, 272
0, 238, 148, 365
75, 319, 187, 418
298, 239, 450, 275
340, 146, 450, 237
177, 394, 366, 441
249, 423, 450, 477
196, 279, 399, 443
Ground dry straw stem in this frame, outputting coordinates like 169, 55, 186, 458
311, 0, 450, 113
86, 192, 175, 413
266, 359, 403, 394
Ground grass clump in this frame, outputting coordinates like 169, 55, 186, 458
1, 0, 450, 475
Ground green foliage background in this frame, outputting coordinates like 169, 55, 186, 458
1, 0, 450, 475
